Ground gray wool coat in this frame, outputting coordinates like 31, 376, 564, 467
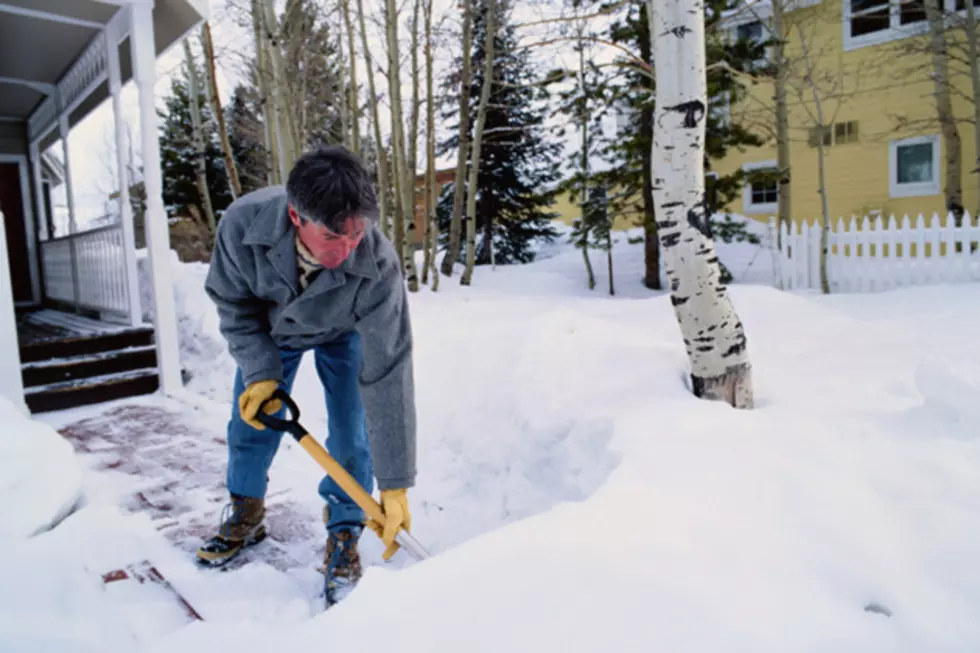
204, 185, 416, 490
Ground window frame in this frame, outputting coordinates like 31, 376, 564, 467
888, 134, 941, 198
843, 0, 979, 51
741, 160, 780, 215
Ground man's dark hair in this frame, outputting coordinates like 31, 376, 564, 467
285, 145, 379, 231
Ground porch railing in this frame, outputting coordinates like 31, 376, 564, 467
40, 223, 133, 321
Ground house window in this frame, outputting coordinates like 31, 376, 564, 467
808, 126, 832, 148
751, 178, 778, 205
736, 20, 764, 42
732, 19, 768, 67
835, 120, 860, 144
741, 161, 779, 214
807, 121, 859, 148
844, 0, 928, 50
850, 0, 891, 37
900, 0, 926, 24
889, 135, 940, 198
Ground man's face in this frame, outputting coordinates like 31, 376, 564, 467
288, 205, 365, 269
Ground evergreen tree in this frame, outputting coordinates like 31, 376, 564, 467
435, 0, 563, 265
703, 0, 770, 215
226, 82, 268, 194
157, 61, 233, 220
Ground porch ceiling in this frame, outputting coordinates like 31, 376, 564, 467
0, 0, 207, 125
1, 83, 44, 117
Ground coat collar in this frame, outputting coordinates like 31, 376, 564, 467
241, 193, 380, 286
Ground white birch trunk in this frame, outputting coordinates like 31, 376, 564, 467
772, 0, 791, 251
183, 39, 216, 234
577, 27, 596, 291
421, 0, 436, 286
793, 24, 831, 294
648, 0, 753, 408
355, 0, 391, 238
925, 0, 964, 220
384, 0, 421, 290
337, 2, 350, 150
964, 0, 980, 216
440, 0, 474, 277
252, 0, 280, 184
341, 0, 361, 155
260, 0, 301, 177
201, 21, 242, 199
409, 0, 422, 182
460, 0, 497, 286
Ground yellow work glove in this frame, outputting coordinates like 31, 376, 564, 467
366, 488, 411, 561
238, 379, 281, 430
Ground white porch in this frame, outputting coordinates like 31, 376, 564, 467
0, 0, 208, 415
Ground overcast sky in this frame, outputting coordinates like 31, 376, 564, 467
63, 0, 620, 227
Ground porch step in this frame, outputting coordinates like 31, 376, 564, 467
21, 345, 158, 388
18, 310, 163, 413
24, 369, 160, 414
19, 326, 155, 364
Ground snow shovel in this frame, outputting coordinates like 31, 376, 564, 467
256, 388, 431, 562
101, 559, 204, 628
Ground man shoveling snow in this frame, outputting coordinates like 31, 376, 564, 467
197, 145, 417, 602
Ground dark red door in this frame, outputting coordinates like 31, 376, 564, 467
0, 162, 32, 303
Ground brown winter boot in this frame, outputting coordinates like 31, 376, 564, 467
195, 494, 266, 567
319, 505, 363, 606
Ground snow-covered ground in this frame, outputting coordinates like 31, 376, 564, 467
3, 217, 980, 652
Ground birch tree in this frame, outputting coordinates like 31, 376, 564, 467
965, 0, 980, 213
770, 0, 791, 244
421, 0, 437, 285
440, 0, 474, 277
460, 0, 498, 286
341, 0, 361, 155
648, 0, 753, 408
257, 0, 301, 179
794, 22, 830, 294
925, 0, 964, 222
385, 0, 421, 290
575, 27, 597, 290
251, 0, 280, 183
182, 39, 217, 233
201, 21, 242, 199
409, 0, 423, 186
356, 0, 391, 239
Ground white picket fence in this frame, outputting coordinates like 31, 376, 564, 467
769, 212, 980, 292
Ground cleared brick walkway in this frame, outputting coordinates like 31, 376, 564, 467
58, 403, 323, 572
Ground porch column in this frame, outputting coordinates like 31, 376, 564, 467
0, 209, 27, 416
106, 30, 142, 327
129, 1, 182, 395
58, 96, 81, 307
28, 142, 46, 304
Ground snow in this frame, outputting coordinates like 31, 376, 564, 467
0, 396, 82, 540
6, 216, 980, 652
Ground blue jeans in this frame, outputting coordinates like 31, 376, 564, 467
225, 331, 375, 533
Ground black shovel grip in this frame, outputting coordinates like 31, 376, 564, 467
255, 388, 305, 439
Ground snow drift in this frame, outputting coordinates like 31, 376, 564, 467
0, 396, 82, 540
134, 280, 980, 653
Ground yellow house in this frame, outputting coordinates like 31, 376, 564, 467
550, 0, 979, 231
714, 0, 979, 226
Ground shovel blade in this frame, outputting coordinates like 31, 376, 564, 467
101, 559, 203, 634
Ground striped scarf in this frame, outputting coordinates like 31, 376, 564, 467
295, 234, 322, 290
